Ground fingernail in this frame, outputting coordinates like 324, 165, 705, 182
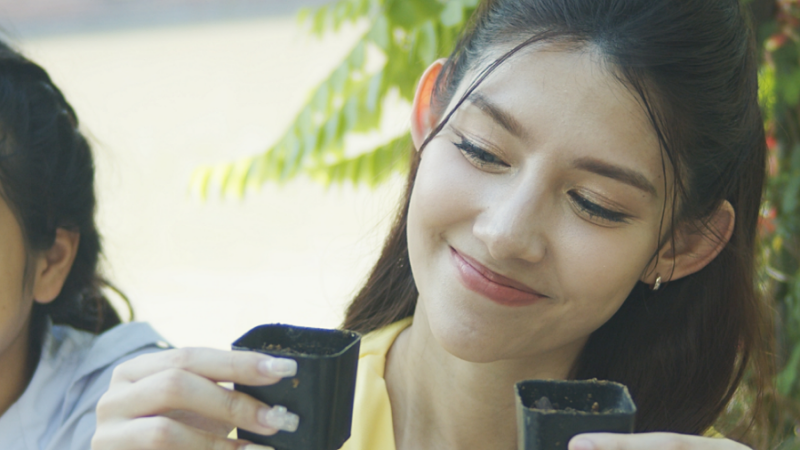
259, 357, 297, 377
242, 445, 275, 450
259, 405, 299, 432
569, 438, 595, 450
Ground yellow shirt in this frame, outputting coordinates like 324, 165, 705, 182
341, 318, 722, 449
341, 318, 410, 450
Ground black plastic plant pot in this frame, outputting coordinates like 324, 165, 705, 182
232, 324, 361, 450
515, 379, 637, 450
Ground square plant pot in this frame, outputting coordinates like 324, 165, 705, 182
232, 324, 361, 450
515, 379, 636, 450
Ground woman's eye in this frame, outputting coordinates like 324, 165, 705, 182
453, 135, 509, 168
568, 191, 629, 224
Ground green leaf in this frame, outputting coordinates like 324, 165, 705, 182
355, 0, 372, 16
224, 156, 255, 199
778, 344, 800, 395
790, 144, 800, 172
368, 13, 390, 51
297, 107, 314, 136
282, 131, 303, 180
310, 134, 412, 187
192, 0, 465, 194
332, 1, 353, 30
297, 7, 313, 25
348, 41, 366, 69
389, 0, 442, 29
312, 5, 329, 35
782, 174, 800, 214
440, 1, 464, 27
416, 20, 438, 64
211, 163, 234, 194
189, 165, 213, 200
264, 145, 282, 181
779, 67, 800, 106
366, 70, 384, 112
312, 81, 331, 114
322, 108, 344, 150
331, 63, 350, 94
247, 151, 270, 189
353, 93, 382, 132
343, 96, 360, 130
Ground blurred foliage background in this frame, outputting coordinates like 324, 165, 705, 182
749, 0, 800, 448
193, 0, 800, 446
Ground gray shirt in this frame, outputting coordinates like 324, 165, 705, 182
0, 320, 166, 450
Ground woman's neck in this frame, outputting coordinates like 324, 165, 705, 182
385, 307, 586, 450
0, 317, 33, 418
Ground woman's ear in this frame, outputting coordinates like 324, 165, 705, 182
410, 58, 447, 151
31, 228, 80, 304
642, 200, 735, 285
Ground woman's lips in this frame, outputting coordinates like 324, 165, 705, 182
450, 247, 547, 307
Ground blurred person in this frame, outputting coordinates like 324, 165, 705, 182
92, 0, 774, 449
0, 41, 165, 449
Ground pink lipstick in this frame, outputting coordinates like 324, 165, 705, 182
451, 247, 546, 307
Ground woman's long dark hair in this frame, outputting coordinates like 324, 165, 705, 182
344, 0, 773, 440
0, 42, 129, 351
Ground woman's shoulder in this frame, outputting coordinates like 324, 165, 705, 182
0, 321, 168, 450
74, 321, 168, 376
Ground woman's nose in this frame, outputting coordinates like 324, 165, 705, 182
472, 182, 549, 264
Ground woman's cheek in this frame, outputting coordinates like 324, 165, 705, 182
556, 221, 655, 316
410, 143, 486, 235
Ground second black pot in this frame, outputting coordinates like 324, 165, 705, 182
515, 379, 636, 450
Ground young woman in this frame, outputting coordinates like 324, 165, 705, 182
91, 0, 774, 449
0, 42, 167, 449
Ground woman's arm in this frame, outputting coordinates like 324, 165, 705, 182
91, 348, 299, 450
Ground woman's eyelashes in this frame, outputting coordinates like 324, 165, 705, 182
452, 131, 629, 225
568, 191, 629, 224
453, 133, 509, 168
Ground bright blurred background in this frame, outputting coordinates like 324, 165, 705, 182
1, 0, 408, 349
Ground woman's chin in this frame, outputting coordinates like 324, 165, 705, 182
425, 310, 522, 364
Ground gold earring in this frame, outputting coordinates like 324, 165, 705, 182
652, 276, 662, 291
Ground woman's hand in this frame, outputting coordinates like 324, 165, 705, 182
91, 348, 299, 450
569, 433, 751, 450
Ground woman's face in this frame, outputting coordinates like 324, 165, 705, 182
0, 194, 34, 359
407, 48, 669, 365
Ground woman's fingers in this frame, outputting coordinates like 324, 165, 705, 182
91, 415, 274, 450
98, 368, 298, 435
93, 348, 300, 449
110, 348, 297, 386
569, 433, 752, 450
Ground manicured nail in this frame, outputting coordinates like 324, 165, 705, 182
259, 357, 297, 377
242, 445, 274, 450
259, 405, 299, 432
569, 438, 596, 450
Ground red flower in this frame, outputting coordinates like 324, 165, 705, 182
766, 34, 788, 53
766, 135, 778, 152
758, 207, 777, 236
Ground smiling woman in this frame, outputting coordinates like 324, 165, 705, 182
343, 0, 771, 446
92, 0, 772, 449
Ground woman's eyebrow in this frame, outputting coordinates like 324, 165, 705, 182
467, 92, 526, 138
572, 157, 658, 196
